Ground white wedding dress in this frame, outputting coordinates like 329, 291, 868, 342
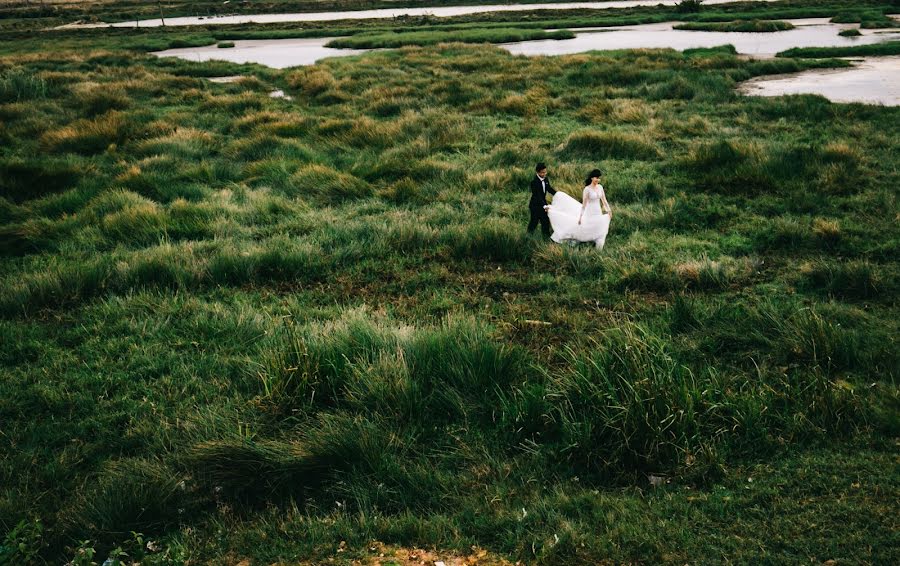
547, 185, 611, 249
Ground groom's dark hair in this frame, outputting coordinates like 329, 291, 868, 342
535, 162, 547, 172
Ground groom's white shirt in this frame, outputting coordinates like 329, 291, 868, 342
537, 175, 547, 194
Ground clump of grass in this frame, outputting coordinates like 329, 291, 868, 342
559, 130, 661, 160
777, 41, 900, 58
445, 218, 534, 262
831, 10, 900, 30
187, 439, 325, 503
0, 68, 48, 102
798, 260, 884, 300
285, 67, 337, 98
838, 28, 862, 37
40, 110, 137, 155
100, 200, 167, 246
289, 164, 372, 203
217, 41, 236, 49
548, 322, 719, 476
64, 459, 190, 538
256, 310, 530, 422
72, 82, 130, 116
679, 139, 773, 194
494, 86, 552, 117
135, 127, 218, 160
0, 156, 86, 203
378, 177, 426, 205
325, 28, 574, 49
675, 20, 795, 32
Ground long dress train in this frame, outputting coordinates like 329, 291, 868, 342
547, 185, 610, 249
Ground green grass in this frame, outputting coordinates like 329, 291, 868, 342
1, 1, 899, 564
326, 28, 575, 49
839, 27, 863, 36
674, 19, 796, 32
778, 40, 900, 57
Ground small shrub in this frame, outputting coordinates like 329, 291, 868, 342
675, 0, 703, 13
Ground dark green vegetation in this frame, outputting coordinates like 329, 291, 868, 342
1, 1, 899, 564
674, 19, 796, 32
778, 40, 900, 58
326, 28, 575, 49
839, 27, 863, 37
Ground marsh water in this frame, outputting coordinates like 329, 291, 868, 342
738, 56, 900, 105
154, 37, 368, 69
503, 18, 900, 58
63, 0, 783, 28
153, 18, 900, 104
153, 18, 900, 67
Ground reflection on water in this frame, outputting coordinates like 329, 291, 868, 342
501, 19, 900, 58
62, 0, 780, 28
738, 56, 900, 106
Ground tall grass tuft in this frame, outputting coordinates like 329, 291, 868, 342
289, 164, 373, 203
0, 156, 86, 203
40, 111, 137, 155
547, 323, 714, 476
187, 439, 326, 503
0, 69, 48, 102
559, 130, 661, 160
64, 459, 190, 537
799, 260, 885, 300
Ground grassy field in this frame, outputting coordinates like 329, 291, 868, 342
1, 0, 899, 563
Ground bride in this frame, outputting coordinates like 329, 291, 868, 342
545, 168, 612, 249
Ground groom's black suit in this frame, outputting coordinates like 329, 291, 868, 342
528, 174, 556, 236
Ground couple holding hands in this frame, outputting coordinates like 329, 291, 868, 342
527, 163, 612, 249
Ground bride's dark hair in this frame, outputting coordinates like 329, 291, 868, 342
584, 168, 602, 187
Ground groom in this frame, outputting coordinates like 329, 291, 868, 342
527, 162, 556, 237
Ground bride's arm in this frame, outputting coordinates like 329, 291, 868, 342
600, 187, 612, 218
578, 188, 588, 224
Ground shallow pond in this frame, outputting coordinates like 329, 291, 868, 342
503, 18, 900, 58
153, 37, 367, 69
63, 0, 781, 28
738, 56, 900, 106
152, 18, 900, 67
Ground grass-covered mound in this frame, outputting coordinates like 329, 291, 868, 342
0, 13, 898, 565
326, 28, 575, 49
778, 39, 900, 57
674, 19, 796, 32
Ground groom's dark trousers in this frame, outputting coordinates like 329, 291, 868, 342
527, 175, 556, 237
